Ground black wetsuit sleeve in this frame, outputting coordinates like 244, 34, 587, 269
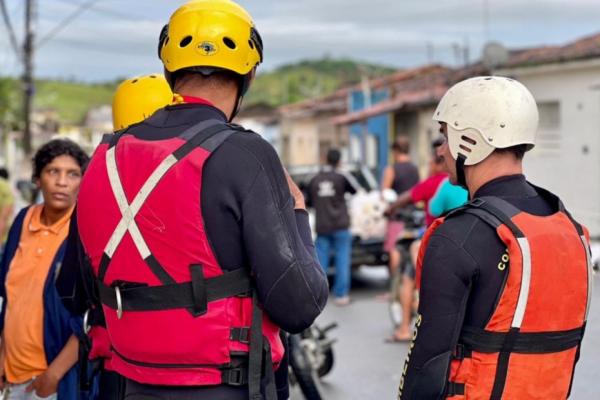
241, 146, 328, 334
56, 209, 91, 315
399, 233, 476, 400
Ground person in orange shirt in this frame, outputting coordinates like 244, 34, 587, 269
0, 139, 89, 400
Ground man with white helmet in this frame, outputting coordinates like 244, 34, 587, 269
398, 76, 592, 399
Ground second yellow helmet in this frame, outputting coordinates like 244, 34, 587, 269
112, 74, 173, 131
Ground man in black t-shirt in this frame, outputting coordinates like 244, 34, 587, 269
307, 149, 357, 306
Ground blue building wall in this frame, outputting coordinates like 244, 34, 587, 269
349, 88, 390, 182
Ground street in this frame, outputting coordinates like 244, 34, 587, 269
291, 266, 600, 400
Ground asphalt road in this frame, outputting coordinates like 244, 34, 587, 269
290, 266, 600, 400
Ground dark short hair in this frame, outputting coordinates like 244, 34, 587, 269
391, 137, 410, 154
0, 167, 8, 180
32, 139, 89, 180
168, 68, 240, 93
326, 149, 341, 166
493, 144, 530, 160
431, 138, 445, 164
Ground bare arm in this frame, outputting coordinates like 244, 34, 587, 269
381, 166, 394, 191
386, 189, 413, 215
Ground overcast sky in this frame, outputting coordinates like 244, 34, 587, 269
1, 0, 599, 81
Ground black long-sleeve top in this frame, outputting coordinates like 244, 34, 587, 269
59, 102, 328, 400
399, 175, 556, 399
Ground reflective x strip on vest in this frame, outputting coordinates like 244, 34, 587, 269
98, 120, 232, 284
104, 147, 176, 260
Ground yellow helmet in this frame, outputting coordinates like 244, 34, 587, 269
159, 0, 263, 78
112, 74, 173, 131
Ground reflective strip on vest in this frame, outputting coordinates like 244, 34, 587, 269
512, 237, 532, 329
105, 146, 177, 259
581, 235, 593, 320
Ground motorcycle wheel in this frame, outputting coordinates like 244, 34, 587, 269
388, 267, 403, 327
289, 335, 323, 400
317, 348, 334, 378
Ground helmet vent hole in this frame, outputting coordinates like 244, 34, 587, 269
131, 79, 138, 84
459, 144, 473, 153
150, 75, 156, 79
461, 135, 477, 145
500, 123, 506, 128
485, 77, 492, 80
180, 36, 193, 48
248, 40, 255, 50
223, 37, 236, 49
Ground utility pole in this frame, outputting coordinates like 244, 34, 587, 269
463, 36, 470, 67
23, 0, 36, 156
483, 0, 490, 42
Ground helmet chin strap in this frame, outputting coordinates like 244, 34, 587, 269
456, 154, 468, 191
229, 72, 253, 122
229, 93, 243, 122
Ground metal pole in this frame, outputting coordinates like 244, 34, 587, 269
23, 0, 36, 156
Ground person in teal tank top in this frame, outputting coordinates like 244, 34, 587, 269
428, 177, 468, 218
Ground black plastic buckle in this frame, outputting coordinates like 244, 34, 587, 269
230, 327, 251, 344
222, 368, 246, 386
447, 382, 465, 396
454, 344, 471, 360
470, 198, 485, 207
235, 289, 253, 298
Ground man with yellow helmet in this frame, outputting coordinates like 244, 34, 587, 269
74, 1, 328, 400
58, 74, 174, 400
111, 74, 173, 131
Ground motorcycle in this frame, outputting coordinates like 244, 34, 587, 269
288, 322, 337, 400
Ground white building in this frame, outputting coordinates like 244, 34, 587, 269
496, 33, 600, 237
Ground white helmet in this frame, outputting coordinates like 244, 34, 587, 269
433, 76, 539, 166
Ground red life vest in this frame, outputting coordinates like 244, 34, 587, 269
416, 194, 592, 399
77, 119, 283, 398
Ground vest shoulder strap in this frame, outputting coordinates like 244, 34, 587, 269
445, 196, 524, 238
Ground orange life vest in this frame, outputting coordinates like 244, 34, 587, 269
417, 194, 592, 399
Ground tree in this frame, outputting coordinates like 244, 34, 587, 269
0, 78, 22, 132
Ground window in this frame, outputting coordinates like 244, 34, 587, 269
538, 101, 561, 130
535, 101, 561, 154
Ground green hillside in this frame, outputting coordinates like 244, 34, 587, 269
0, 58, 395, 126
34, 80, 117, 125
245, 58, 396, 106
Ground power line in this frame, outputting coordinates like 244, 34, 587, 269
37, 0, 100, 47
53, 0, 143, 21
0, 0, 21, 58
89, 4, 144, 21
